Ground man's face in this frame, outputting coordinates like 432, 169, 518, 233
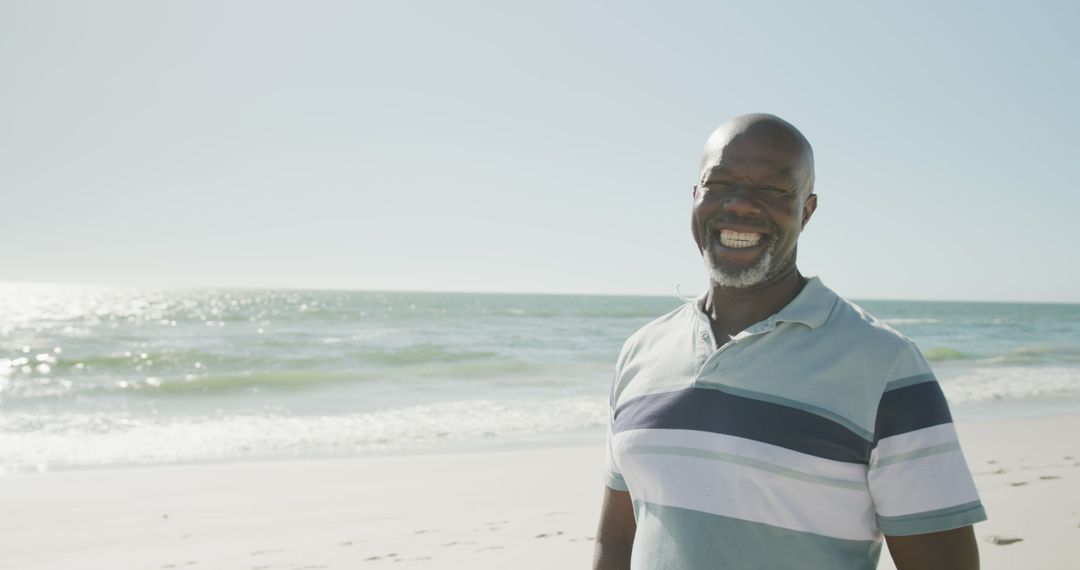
691, 126, 817, 289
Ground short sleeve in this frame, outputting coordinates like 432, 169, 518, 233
600, 341, 630, 492
602, 351, 629, 492
867, 343, 987, 536
603, 413, 629, 491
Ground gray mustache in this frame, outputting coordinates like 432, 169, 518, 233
706, 215, 776, 234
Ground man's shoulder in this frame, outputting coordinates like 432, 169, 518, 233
621, 300, 696, 345
608, 300, 701, 406
613, 301, 698, 371
778, 277, 915, 355
822, 292, 922, 369
828, 295, 911, 340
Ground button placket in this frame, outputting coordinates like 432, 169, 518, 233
697, 336, 741, 381
698, 320, 778, 383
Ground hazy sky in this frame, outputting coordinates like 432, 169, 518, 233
2, 1, 1078, 302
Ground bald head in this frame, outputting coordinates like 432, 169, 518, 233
699, 113, 815, 195
691, 113, 819, 291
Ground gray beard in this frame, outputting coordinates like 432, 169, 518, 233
702, 233, 778, 289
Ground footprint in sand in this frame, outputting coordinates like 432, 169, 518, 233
986, 536, 1023, 546
413, 528, 440, 535
534, 531, 564, 539
440, 541, 477, 547
364, 553, 398, 561
1009, 482, 1028, 487
476, 546, 505, 552
251, 550, 285, 556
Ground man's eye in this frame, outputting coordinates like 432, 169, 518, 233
763, 187, 794, 197
701, 184, 791, 197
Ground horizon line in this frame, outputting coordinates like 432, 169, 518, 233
1, 278, 1077, 306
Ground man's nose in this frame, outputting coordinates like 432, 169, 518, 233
720, 186, 762, 215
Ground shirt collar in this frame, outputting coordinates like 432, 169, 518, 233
693, 275, 837, 331
772, 276, 836, 329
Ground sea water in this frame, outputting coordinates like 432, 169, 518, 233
2, 283, 1079, 472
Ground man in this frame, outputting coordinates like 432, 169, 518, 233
593, 114, 986, 569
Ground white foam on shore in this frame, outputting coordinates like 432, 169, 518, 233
939, 366, 1080, 402
881, 318, 942, 325
0, 396, 608, 472
7, 363, 1080, 473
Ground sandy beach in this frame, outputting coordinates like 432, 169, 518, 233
3, 412, 1078, 570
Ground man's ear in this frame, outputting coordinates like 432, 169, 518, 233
801, 193, 817, 229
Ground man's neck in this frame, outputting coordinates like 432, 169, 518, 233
702, 268, 807, 341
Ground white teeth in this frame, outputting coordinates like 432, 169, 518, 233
718, 229, 762, 248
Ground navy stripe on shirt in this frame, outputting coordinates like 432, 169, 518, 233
873, 378, 953, 443
613, 387, 873, 464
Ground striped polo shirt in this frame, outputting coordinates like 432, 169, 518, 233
603, 277, 986, 569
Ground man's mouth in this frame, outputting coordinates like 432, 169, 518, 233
717, 229, 763, 249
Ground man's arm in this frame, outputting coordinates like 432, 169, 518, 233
886, 525, 979, 570
593, 487, 636, 570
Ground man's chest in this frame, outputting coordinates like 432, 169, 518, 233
615, 327, 883, 445
609, 386, 880, 544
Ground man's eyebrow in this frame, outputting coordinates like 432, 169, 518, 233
703, 168, 797, 188
702, 167, 739, 183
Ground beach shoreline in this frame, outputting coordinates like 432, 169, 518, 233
3, 412, 1078, 569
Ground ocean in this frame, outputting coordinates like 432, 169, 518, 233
2, 283, 1079, 473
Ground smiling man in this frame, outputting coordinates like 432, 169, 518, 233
593, 114, 986, 570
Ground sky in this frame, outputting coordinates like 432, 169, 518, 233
2, 0, 1078, 303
